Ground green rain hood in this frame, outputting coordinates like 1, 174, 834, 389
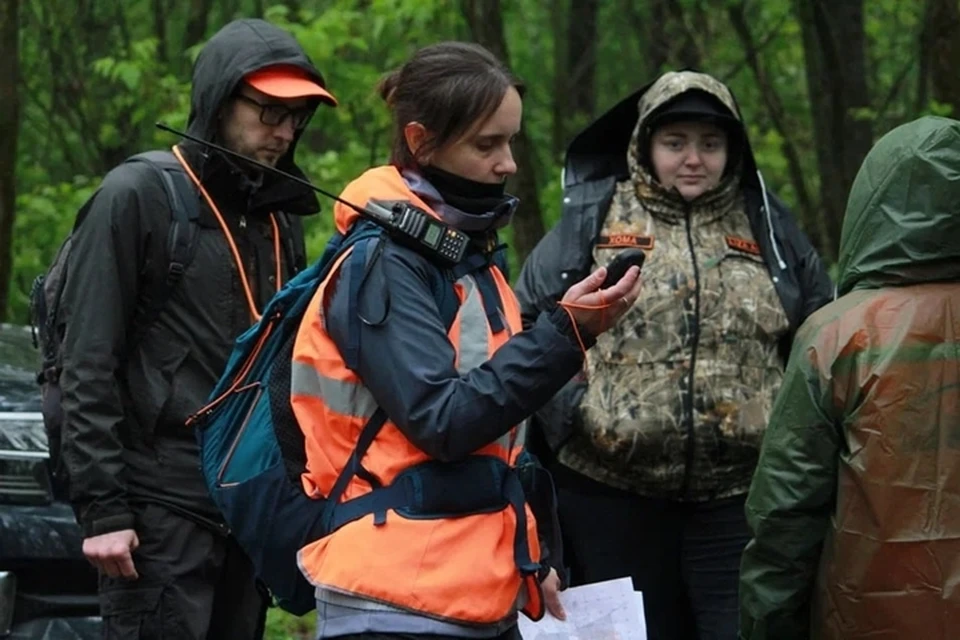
738, 116, 960, 640
837, 115, 960, 293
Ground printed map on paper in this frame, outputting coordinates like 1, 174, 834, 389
518, 576, 647, 640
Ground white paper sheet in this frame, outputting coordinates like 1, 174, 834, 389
517, 576, 647, 639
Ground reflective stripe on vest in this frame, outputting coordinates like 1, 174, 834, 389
291, 272, 527, 461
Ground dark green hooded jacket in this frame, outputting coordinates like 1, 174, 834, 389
739, 115, 960, 639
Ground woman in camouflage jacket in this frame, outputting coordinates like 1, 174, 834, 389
515, 70, 833, 639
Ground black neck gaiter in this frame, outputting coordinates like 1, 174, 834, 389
420, 165, 511, 216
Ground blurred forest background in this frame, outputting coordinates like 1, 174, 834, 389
1, 0, 959, 636
0, 0, 958, 331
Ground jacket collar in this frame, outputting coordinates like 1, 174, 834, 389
178, 142, 320, 226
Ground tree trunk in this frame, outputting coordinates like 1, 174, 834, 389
460, 0, 546, 268
550, 0, 567, 157
152, 0, 169, 63
795, 0, 872, 261
926, 0, 960, 115
184, 0, 214, 50
566, 0, 599, 121
0, 0, 19, 321
916, 0, 931, 114
646, 0, 671, 76
623, 0, 670, 79
219, 0, 241, 23
665, 0, 702, 68
729, 2, 821, 251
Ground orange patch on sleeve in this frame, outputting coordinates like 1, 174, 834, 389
725, 235, 761, 256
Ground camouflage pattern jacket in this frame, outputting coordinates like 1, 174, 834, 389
516, 72, 834, 501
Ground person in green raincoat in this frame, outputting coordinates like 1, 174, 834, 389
738, 115, 960, 640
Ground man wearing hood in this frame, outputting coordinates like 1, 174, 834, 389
57, 19, 337, 638
739, 116, 960, 639
515, 71, 833, 638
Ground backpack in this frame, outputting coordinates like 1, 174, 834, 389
189, 219, 513, 615
30, 151, 201, 499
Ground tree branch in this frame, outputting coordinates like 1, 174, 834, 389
874, 56, 916, 122
728, 1, 816, 228
30, 1, 103, 173
927, 0, 960, 115
20, 88, 85, 172
459, 0, 546, 265
721, 12, 790, 83
665, 0, 702, 68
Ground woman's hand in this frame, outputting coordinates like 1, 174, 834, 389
541, 567, 566, 620
560, 265, 642, 337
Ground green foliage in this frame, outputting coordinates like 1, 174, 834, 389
3, 0, 945, 627
269, 0, 469, 257
12, 179, 98, 318
264, 608, 315, 640
927, 100, 956, 117
9, 0, 939, 322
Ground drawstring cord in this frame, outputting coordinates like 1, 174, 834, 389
171, 145, 282, 322
757, 170, 787, 270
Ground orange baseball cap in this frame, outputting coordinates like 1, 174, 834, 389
244, 65, 338, 106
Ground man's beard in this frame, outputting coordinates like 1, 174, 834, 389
257, 147, 286, 167
223, 132, 286, 169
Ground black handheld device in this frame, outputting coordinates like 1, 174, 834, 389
601, 248, 646, 289
155, 122, 470, 266
363, 201, 469, 264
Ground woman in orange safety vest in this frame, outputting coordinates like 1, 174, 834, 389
290, 41, 642, 640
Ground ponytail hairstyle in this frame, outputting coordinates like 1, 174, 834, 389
378, 41, 524, 168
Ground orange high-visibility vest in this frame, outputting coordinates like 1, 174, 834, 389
291, 166, 543, 625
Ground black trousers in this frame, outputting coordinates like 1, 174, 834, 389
98, 503, 268, 640
555, 467, 750, 640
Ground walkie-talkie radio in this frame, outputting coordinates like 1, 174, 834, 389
155, 122, 471, 267
364, 201, 470, 265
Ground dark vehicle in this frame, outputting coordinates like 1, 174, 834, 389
0, 324, 100, 639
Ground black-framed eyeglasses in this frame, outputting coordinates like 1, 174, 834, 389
234, 93, 315, 129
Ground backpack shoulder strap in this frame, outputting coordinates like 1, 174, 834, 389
332, 221, 467, 370
437, 251, 506, 334
335, 220, 511, 370
125, 151, 201, 336
491, 246, 510, 282
334, 222, 387, 371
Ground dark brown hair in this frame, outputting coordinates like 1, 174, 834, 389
377, 41, 524, 168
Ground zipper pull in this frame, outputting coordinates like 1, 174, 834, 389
239, 215, 247, 229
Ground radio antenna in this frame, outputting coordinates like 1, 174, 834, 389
155, 122, 383, 221
155, 122, 470, 265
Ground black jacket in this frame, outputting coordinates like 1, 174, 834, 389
59, 19, 323, 537
515, 83, 835, 457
